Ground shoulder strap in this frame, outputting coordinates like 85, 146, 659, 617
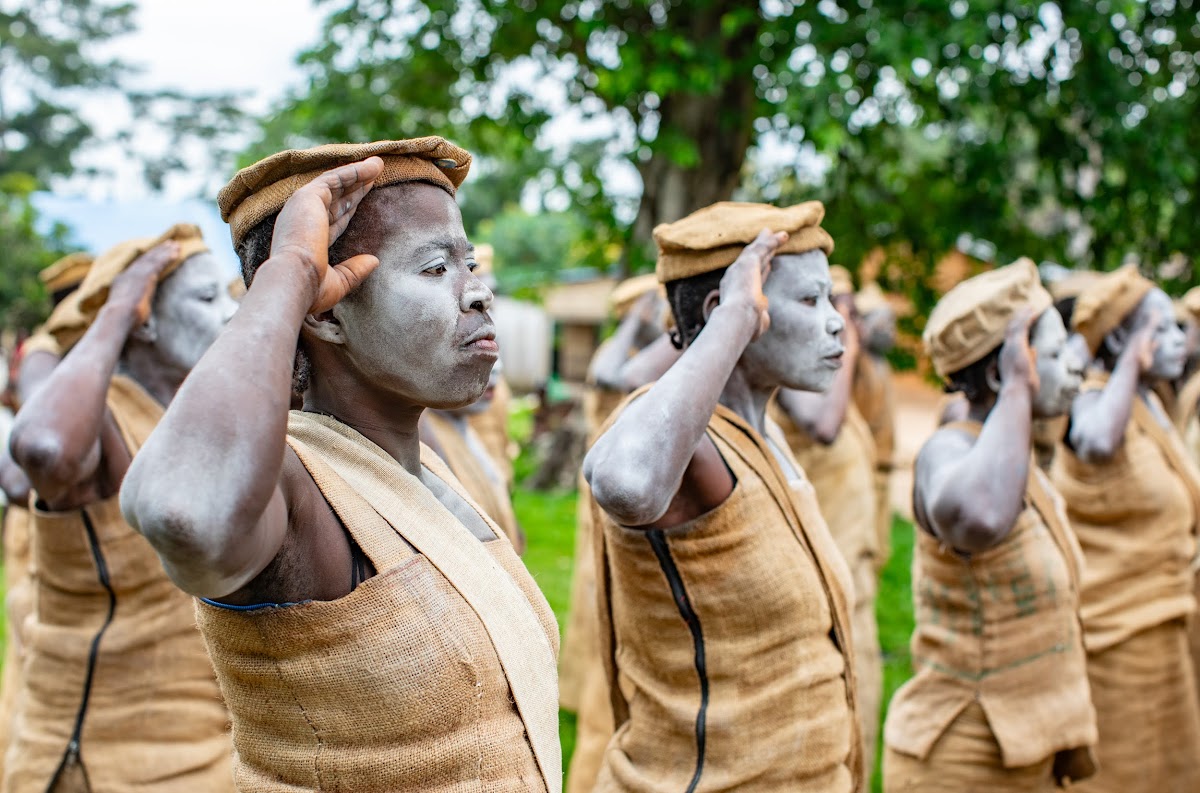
285, 412, 562, 792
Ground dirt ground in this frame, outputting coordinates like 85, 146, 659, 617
887, 372, 947, 520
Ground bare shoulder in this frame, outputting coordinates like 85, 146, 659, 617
915, 426, 975, 482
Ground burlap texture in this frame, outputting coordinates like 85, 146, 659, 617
1073, 620, 1200, 792
217, 138, 472, 247
1046, 269, 1102, 301
6, 376, 233, 793
1050, 372, 1200, 652
466, 375, 514, 487
0, 506, 33, 784
887, 421, 1096, 779
607, 273, 659, 319
924, 258, 1052, 378
769, 400, 881, 772
852, 354, 897, 569
425, 410, 520, 547
43, 225, 209, 350
883, 703, 1058, 792
830, 264, 855, 297
653, 201, 833, 283
197, 411, 559, 792
18, 329, 61, 362
38, 253, 93, 294
592, 397, 859, 793
1071, 264, 1154, 355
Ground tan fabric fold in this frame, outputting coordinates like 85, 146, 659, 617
38, 253, 93, 294
283, 413, 561, 790
1071, 265, 1154, 355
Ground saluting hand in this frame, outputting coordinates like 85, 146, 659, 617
269, 156, 385, 314
108, 240, 182, 325
999, 308, 1039, 399
720, 229, 788, 341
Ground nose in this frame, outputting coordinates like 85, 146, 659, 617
461, 269, 493, 313
827, 305, 845, 336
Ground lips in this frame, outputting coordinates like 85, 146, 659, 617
462, 327, 499, 355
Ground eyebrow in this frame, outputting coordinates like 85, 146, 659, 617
409, 237, 474, 261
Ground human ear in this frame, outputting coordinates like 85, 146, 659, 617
985, 358, 1002, 393
301, 310, 346, 345
700, 288, 722, 323
1105, 325, 1129, 358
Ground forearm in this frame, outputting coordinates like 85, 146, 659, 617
15, 351, 59, 407
590, 314, 645, 390
10, 305, 137, 493
1070, 351, 1139, 460
930, 383, 1031, 547
123, 257, 312, 559
617, 334, 680, 392
777, 354, 856, 444
585, 303, 755, 523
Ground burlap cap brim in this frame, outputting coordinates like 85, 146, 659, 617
45, 224, 209, 350
855, 282, 889, 315
609, 273, 660, 318
1072, 266, 1154, 355
656, 226, 834, 284
830, 264, 855, 297
218, 138, 472, 248
925, 258, 1053, 378
39, 252, 94, 293
20, 327, 63, 359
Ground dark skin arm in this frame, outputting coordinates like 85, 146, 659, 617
9, 242, 181, 510
16, 350, 60, 407
584, 230, 785, 528
1067, 311, 1157, 462
617, 334, 681, 392
590, 290, 665, 391
120, 158, 384, 599
776, 296, 860, 444
915, 311, 1038, 554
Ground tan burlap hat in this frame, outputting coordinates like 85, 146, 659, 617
1072, 264, 1154, 355
39, 252, 94, 295
1046, 269, 1103, 302
830, 265, 854, 297
924, 257, 1052, 378
44, 224, 209, 350
855, 281, 889, 315
1178, 286, 1200, 325
653, 201, 833, 284
609, 273, 661, 319
218, 137, 472, 248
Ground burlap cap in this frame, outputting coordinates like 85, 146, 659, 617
1179, 286, 1200, 325
218, 137, 472, 248
653, 201, 834, 284
924, 257, 1053, 378
44, 224, 209, 350
1046, 269, 1103, 302
39, 252, 94, 294
855, 281, 889, 315
829, 265, 854, 297
609, 273, 661, 319
1072, 264, 1154, 355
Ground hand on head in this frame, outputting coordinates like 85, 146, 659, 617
720, 229, 788, 341
109, 240, 182, 325
269, 156, 386, 314
999, 307, 1039, 398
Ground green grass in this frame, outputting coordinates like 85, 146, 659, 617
512, 466, 918, 791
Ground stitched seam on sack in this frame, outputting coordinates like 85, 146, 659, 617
253, 617, 325, 789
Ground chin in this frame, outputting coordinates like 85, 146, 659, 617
783, 369, 837, 394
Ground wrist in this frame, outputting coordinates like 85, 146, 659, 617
256, 253, 320, 306
711, 299, 760, 342
95, 300, 144, 331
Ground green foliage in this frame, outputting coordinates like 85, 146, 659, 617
0, 175, 75, 331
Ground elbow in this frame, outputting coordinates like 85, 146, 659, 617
808, 420, 841, 446
585, 450, 666, 527
942, 512, 1010, 555
9, 423, 77, 490
1069, 429, 1117, 464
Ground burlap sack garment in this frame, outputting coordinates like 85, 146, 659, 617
5, 376, 233, 793
768, 398, 883, 774
1050, 371, 1200, 791
884, 420, 1097, 790
592, 395, 860, 793
424, 410, 521, 548
1175, 368, 1200, 714
0, 506, 33, 784
466, 375, 515, 488
196, 411, 561, 793
560, 374, 627, 792
852, 353, 897, 569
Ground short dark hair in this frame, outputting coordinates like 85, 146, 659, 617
665, 267, 726, 349
944, 346, 1001, 403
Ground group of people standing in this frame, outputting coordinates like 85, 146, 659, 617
0, 133, 1195, 793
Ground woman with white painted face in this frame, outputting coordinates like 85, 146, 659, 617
7, 226, 237, 793
1050, 265, 1200, 793
119, 142, 561, 792
883, 259, 1097, 792
584, 201, 860, 793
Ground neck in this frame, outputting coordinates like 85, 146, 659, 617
717, 365, 775, 437
305, 373, 425, 476
967, 394, 998, 424
117, 348, 184, 407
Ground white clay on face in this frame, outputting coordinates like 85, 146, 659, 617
329, 184, 496, 410
1030, 309, 1080, 419
151, 252, 238, 375
1139, 290, 1188, 381
741, 250, 845, 393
